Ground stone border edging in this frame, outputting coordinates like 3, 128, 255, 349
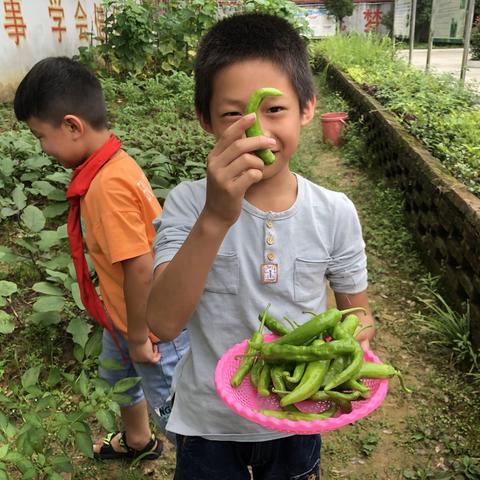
317, 59, 480, 346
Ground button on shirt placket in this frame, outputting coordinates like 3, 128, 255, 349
265, 217, 276, 264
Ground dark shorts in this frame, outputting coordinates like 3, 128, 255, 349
174, 434, 321, 480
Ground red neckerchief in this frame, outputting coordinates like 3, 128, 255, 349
66, 134, 126, 360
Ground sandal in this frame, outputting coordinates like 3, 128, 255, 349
94, 431, 163, 461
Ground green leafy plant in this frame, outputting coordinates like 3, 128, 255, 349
415, 288, 479, 372
311, 33, 480, 198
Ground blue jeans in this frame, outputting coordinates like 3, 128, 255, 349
99, 326, 189, 442
174, 434, 321, 480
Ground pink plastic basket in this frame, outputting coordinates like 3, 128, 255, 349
214, 334, 389, 434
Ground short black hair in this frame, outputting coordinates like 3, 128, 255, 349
14, 56, 107, 129
194, 13, 315, 123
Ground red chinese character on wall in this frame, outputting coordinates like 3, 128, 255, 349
94, 3, 105, 40
3, 0, 27, 45
49, 0, 67, 42
363, 8, 383, 32
74, 0, 88, 41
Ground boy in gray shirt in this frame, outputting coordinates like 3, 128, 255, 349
147, 12, 375, 480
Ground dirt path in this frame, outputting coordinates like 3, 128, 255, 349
297, 121, 480, 479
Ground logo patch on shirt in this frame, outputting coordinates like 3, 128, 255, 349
260, 263, 278, 284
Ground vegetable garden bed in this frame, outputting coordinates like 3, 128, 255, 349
315, 58, 480, 348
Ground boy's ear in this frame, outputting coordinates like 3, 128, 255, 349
62, 115, 85, 138
300, 96, 316, 126
197, 111, 214, 134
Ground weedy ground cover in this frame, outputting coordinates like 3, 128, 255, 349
310, 34, 480, 198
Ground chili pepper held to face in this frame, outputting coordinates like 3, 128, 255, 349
270, 307, 366, 347
244, 87, 283, 165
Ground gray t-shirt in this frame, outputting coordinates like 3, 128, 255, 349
153, 174, 368, 441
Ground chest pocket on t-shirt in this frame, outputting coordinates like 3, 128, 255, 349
205, 252, 239, 295
294, 258, 328, 302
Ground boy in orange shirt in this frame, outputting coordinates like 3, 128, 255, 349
14, 57, 189, 460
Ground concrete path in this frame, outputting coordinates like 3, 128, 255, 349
397, 48, 480, 91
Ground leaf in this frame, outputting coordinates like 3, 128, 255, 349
30, 180, 55, 196
74, 431, 93, 458
32, 282, 63, 296
47, 367, 61, 387
0, 157, 14, 177
67, 317, 92, 349
95, 409, 116, 431
12, 185, 27, 210
37, 230, 60, 250
0, 207, 18, 218
47, 188, 66, 201
76, 370, 89, 397
85, 329, 102, 358
0, 445, 8, 459
32, 296, 65, 313
99, 358, 124, 370
21, 366, 41, 390
0, 281, 17, 297
43, 202, 69, 218
70, 282, 85, 310
0, 311, 14, 334
45, 269, 68, 283
56, 224, 68, 239
24, 155, 51, 169
27, 312, 62, 326
113, 376, 141, 394
45, 171, 71, 185
21, 205, 45, 233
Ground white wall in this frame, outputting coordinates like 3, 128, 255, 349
0, 0, 102, 102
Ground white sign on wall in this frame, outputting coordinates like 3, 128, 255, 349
300, 6, 336, 38
0, 0, 104, 101
432, 0, 467, 43
341, 2, 391, 36
302, 2, 393, 38
393, 0, 412, 38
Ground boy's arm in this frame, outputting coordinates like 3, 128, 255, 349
146, 114, 275, 341
334, 289, 375, 351
122, 252, 160, 363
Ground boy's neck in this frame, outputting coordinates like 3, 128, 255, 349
245, 169, 297, 213
83, 129, 115, 160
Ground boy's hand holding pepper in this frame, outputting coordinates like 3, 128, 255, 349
203, 113, 276, 228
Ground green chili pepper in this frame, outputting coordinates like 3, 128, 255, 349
340, 378, 370, 398
257, 363, 272, 396
280, 339, 331, 407
284, 362, 306, 383
270, 307, 366, 347
258, 310, 291, 336
259, 403, 337, 421
324, 339, 364, 391
309, 389, 361, 402
259, 339, 356, 363
270, 364, 287, 394
341, 314, 360, 336
231, 306, 269, 387
250, 358, 264, 387
244, 87, 283, 165
357, 362, 413, 393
